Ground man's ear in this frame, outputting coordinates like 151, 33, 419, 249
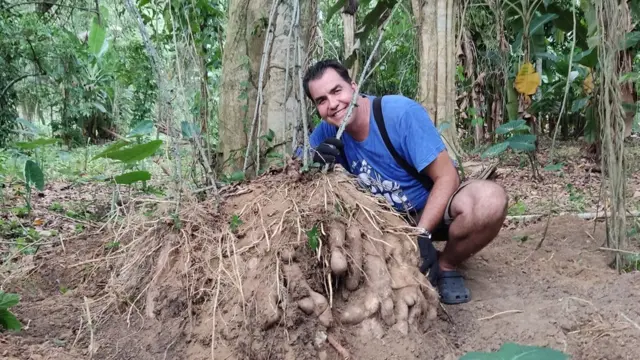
351, 82, 358, 92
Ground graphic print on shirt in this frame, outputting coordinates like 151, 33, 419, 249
351, 159, 414, 211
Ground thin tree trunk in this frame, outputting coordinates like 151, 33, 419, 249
488, 0, 508, 133
411, 0, 463, 158
460, 26, 484, 148
342, 1, 359, 78
472, 73, 485, 147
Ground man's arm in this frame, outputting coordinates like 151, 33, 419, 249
395, 101, 459, 230
415, 150, 460, 231
294, 121, 335, 158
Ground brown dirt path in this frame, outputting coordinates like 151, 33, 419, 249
441, 216, 640, 360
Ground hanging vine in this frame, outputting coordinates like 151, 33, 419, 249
595, 0, 628, 271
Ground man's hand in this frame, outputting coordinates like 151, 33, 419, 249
417, 233, 439, 285
312, 137, 344, 167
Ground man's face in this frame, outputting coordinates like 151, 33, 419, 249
307, 68, 357, 127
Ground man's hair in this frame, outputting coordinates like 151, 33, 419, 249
303, 59, 353, 101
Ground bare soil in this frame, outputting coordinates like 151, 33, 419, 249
2, 155, 640, 360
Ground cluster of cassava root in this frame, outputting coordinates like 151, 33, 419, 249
258, 218, 439, 335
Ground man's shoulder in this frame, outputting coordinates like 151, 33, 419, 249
381, 94, 419, 106
378, 95, 429, 121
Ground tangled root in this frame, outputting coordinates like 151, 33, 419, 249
102, 164, 440, 358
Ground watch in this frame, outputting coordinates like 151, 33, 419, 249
417, 227, 432, 240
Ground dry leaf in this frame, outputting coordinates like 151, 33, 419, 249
515, 62, 541, 95
633, 190, 640, 198
583, 69, 594, 94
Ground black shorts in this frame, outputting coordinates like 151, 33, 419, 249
403, 180, 475, 241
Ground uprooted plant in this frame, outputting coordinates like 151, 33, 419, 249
92, 162, 439, 358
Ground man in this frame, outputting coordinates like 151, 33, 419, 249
302, 59, 508, 305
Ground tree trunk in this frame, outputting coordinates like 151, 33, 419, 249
487, 0, 508, 138
459, 26, 484, 148
471, 73, 485, 147
342, 1, 359, 78
218, 0, 317, 174
411, 0, 463, 158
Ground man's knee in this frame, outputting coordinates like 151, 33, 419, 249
451, 180, 508, 224
480, 181, 508, 223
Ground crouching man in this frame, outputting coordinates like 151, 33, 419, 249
301, 59, 508, 304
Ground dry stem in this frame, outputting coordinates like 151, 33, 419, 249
284, 0, 296, 153
620, 313, 640, 332
83, 297, 95, 358
327, 333, 351, 360
211, 239, 223, 360
598, 247, 639, 255
294, 0, 311, 168
335, 4, 398, 140
477, 309, 523, 321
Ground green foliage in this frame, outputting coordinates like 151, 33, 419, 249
113, 41, 157, 129
0, 291, 21, 332
229, 214, 243, 232
494, 119, 530, 135
88, 116, 161, 189
88, 18, 107, 57
1, 3, 158, 148
48, 201, 64, 212
114, 170, 151, 185
24, 160, 44, 191
306, 225, 319, 251
0, 10, 23, 146
319, 1, 417, 99
482, 120, 537, 158
460, 342, 568, 360
221, 171, 246, 184
136, 0, 224, 146
566, 183, 586, 212
93, 140, 162, 164
621, 252, 640, 273
22, 159, 44, 211
543, 162, 564, 172
508, 199, 528, 216
482, 142, 510, 158
127, 120, 154, 138
15, 138, 60, 150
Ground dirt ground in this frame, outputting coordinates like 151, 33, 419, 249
441, 216, 640, 359
2, 146, 640, 360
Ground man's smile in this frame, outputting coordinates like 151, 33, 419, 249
332, 108, 346, 118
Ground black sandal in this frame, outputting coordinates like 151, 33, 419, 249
437, 270, 471, 304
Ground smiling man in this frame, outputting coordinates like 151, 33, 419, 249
302, 59, 508, 305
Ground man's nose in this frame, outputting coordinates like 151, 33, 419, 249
328, 96, 338, 109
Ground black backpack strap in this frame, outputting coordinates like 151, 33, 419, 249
373, 96, 434, 191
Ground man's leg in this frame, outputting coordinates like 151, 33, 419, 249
438, 180, 508, 272
408, 180, 507, 303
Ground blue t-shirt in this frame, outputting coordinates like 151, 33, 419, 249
308, 94, 446, 212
